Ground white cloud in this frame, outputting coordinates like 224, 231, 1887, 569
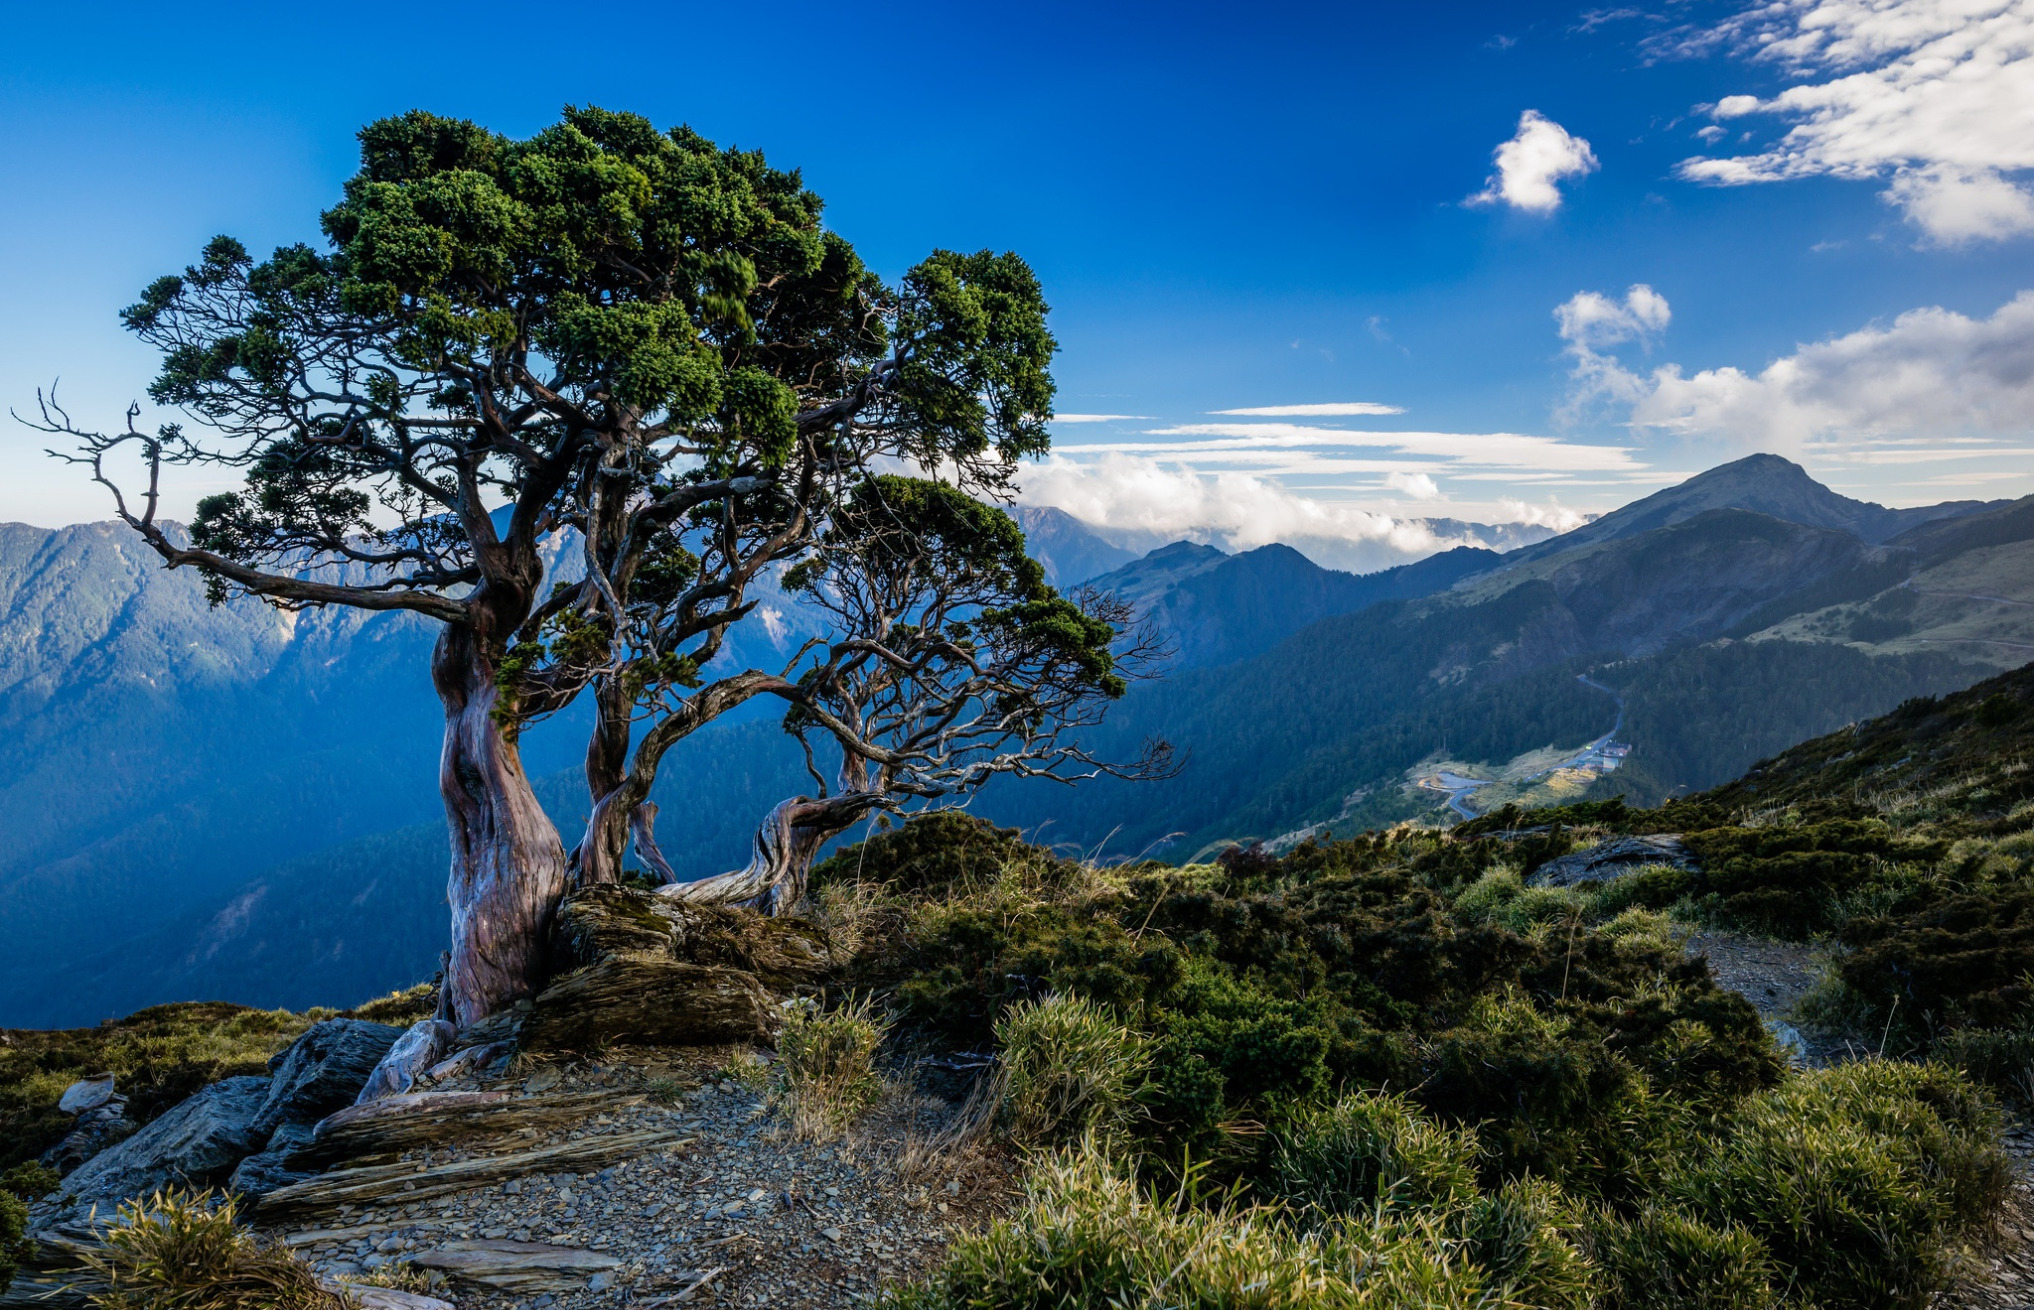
1555, 284, 1672, 351
1016, 454, 1582, 569
1674, 0, 2034, 243
1117, 425, 1645, 473
1052, 413, 1149, 423
1212, 402, 1406, 416
1468, 110, 1600, 213
1575, 288, 2034, 452
1385, 470, 1444, 500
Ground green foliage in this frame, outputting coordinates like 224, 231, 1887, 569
1588, 1206, 1779, 1310
884, 1145, 1494, 1310
1661, 1060, 2007, 1310
1, 1163, 58, 1201
0, 1003, 326, 1170
73, 1190, 342, 1310
0, 1188, 26, 1298
1268, 1091, 1479, 1217
995, 993, 1151, 1151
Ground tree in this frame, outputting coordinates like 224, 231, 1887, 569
32, 107, 1053, 1025
657, 475, 1173, 913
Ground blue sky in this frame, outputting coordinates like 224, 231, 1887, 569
4, 0, 2031, 564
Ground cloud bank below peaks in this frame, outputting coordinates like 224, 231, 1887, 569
1672, 0, 2034, 243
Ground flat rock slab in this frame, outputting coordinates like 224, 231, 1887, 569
1531, 834, 1695, 887
256, 1128, 690, 1219
409, 1239, 621, 1292
298, 1091, 630, 1168
324, 1280, 457, 1310
58, 1075, 117, 1115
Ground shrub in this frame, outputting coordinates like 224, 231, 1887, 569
72, 1190, 342, 1310
1588, 1206, 1778, 1310
1666, 1061, 2007, 1309
774, 994, 889, 1140
1464, 1178, 1594, 1310
1268, 1091, 1478, 1217
883, 1145, 1492, 1310
997, 993, 1151, 1151
1, 1162, 58, 1201
1936, 1024, 2034, 1107
1, 1189, 26, 1299
1834, 886, 2034, 1036
1453, 868, 1580, 934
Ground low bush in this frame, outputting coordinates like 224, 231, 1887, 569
884, 1145, 1492, 1310
1268, 1090, 1477, 1217
72, 1190, 342, 1310
996, 993, 1150, 1151
774, 994, 890, 1140
1588, 1206, 1778, 1310
0, 1190, 26, 1299
1463, 1178, 1595, 1310
1664, 1060, 2006, 1310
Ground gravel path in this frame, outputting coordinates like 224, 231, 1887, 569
272, 1047, 1010, 1309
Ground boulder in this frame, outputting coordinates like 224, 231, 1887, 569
39, 1099, 136, 1175
523, 956, 780, 1050
1530, 834, 1697, 888
226, 1119, 319, 1199
252, 1019, 405, 1134
355, 1020, 459, 1104
53, 1076, 270, 1210
521, 886, 831, 1050
57, 1075, 116, 1115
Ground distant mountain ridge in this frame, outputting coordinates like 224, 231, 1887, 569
5, 452, 2028, 1026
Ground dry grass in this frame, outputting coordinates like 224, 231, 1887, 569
774, 995, 890, 1141
72, 1190, 345, 1310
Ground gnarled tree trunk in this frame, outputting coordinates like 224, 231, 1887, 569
435, 624, 569, 1026
659, 789, 891, 915
570, 680, 636, 889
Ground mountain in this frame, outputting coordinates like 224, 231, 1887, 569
1084, 541, 1500, 668
1499, 453, 2002, 568
1009, 506, 1139, 587
5, 454, 2025, 1025
978, 459, 2022, 856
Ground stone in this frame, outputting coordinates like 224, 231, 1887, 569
296, 1092, 627, 1169
253, 1019, 405, 1135
58, 1075, 116, 1115
320, 1282, 454, 1310
356, 1020, 460, 1104
1529, 834, 1696, 888
408, 1240, 622, 1293
257, 1129, 689, 1219
52, 1076, 271, 1212
38, 1100, 137, 1175
522, 957, 782, 1050
228, 1119, 320, 1198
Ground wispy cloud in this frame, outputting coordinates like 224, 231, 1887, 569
1211, 402, 1406, 416
1468, 110, 1599, 213
1671, 0, 2034, 244
1051, 413, 1150, 423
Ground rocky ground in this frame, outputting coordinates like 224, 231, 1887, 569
270, 1046, 1013, 1310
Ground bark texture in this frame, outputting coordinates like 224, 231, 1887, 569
435, 624, 569, 1026
657, 791, 889, 915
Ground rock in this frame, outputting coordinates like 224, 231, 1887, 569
406, 1240, 622, 1293
39, 1100, 137, 1175
552, 887, 833, 987
356, 1020, 460, 1105
417, 1042, 512, 1089
296, 1092, 625, 1169
321, 1281, 455, 1310
523, 957, 782, 1050
253, 1020, 405, 1134
52, 1076, 271, 1212
58, 1075, 116, 1115
256, 1128, 690, 1219
1529, 834, 1696, 888
227, 1119, 320, 1198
